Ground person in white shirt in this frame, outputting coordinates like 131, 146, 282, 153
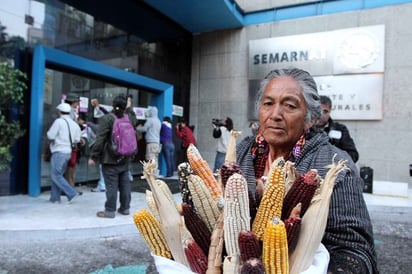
47, 103, 82, 203
212, 117, 233, 172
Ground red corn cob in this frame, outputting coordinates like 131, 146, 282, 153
240, 258, 265, 274
181, 203, 211, 256
220, 161, 242, 188
238, 230, 262, 263
184, 239, 208, 274
284, 203, 302, 252
281, 169, 319, 221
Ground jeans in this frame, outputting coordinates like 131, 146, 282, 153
96, 164, 106, 190
214, 151, 226, 172
50, 152, 77, 202
102, 162, 131, 213
161, 142, 175, 177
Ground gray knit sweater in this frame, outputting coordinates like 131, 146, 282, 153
236, 132, 378, 273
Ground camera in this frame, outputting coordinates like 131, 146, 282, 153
212, 118, 223, 127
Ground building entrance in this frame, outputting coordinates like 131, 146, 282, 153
29, 45, 173, 196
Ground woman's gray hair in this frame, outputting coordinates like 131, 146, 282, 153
254, 68, 321, 125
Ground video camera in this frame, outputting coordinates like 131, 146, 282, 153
212, 118, 224, 127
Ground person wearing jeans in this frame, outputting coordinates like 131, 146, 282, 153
160, 116, 175, 177
91, 164, 106, 192
47, 103, 81, 203
50, 152, 78, 202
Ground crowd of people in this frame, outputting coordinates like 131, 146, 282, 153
45, 67, 377, 273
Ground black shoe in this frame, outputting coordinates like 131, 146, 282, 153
117, 208, 130, 215
78, 191, 83, 196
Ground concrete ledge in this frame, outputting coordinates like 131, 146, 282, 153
372, 180, 409, 198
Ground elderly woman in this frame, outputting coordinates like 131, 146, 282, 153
237, 68, 378, 273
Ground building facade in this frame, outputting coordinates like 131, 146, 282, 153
1, 0, 411, 195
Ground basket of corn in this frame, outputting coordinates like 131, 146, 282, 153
133, 131, 346, 274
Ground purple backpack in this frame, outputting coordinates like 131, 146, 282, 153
109, 113, 138, 157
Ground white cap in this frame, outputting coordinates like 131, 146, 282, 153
56, 103, 71, 113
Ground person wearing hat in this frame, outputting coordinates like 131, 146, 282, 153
46, 103, 82, 203
64, 93, 80, 121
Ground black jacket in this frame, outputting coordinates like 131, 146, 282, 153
323, 118, 359, 163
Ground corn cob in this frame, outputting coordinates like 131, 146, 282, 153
289, 158, 347, 274
187, 144, 222, 200
142, 160, 188, 266
219, 161, 242, 189
155, 179, 176, 207
206, 214, 224, 274
224, 173, 251, 257
133, 209, 172, 259
178, 162, 194, 206
262, 217, 289, 274
238, 230, 261, 263
240, 258, 265, 274
187, 174, 221, 231
284, 203, 302, 252
184, 239, 208, 274
145, 189, 160, 222
281, 169, 319, 221
181, 203, 212, 256
252, 158, 285, 241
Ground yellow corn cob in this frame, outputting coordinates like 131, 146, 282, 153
262, 217, 289, 274
187, 144, 222, 200
252, 158, 285, 241
187, 174, 221, 232
145, 190, 160, 222
133, 209, 172, 259
224, 173, 250, 257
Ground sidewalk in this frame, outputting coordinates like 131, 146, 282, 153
0, 182, 411, 242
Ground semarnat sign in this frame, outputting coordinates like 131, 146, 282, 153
248, 25, 385, 120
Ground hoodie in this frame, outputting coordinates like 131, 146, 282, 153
137, 106, 161, 144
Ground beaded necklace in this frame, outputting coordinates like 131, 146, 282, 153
251, 132, 306, 179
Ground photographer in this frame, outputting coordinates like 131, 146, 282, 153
212, 117, 233, 172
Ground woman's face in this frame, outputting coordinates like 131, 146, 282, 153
258, 76, 309, 149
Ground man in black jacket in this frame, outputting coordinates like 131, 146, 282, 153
317, 95, 359, 163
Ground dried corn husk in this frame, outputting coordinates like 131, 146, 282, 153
224, 130, 242, 163
206, 214, 224, 274
289, 157, 348, 274
142, 160, 188, 267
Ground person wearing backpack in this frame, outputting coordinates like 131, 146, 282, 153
88, 94, 138, 218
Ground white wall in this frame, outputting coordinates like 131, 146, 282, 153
190, 3, 412, 184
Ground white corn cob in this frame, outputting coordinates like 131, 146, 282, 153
187, 174, 221, 231
224, 173, 250, 257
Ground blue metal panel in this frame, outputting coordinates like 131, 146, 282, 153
28, 45, 173, 197
243, 0, 412, 28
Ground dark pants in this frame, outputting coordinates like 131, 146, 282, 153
161, 142, 176, 177
102, 162, 131, 213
